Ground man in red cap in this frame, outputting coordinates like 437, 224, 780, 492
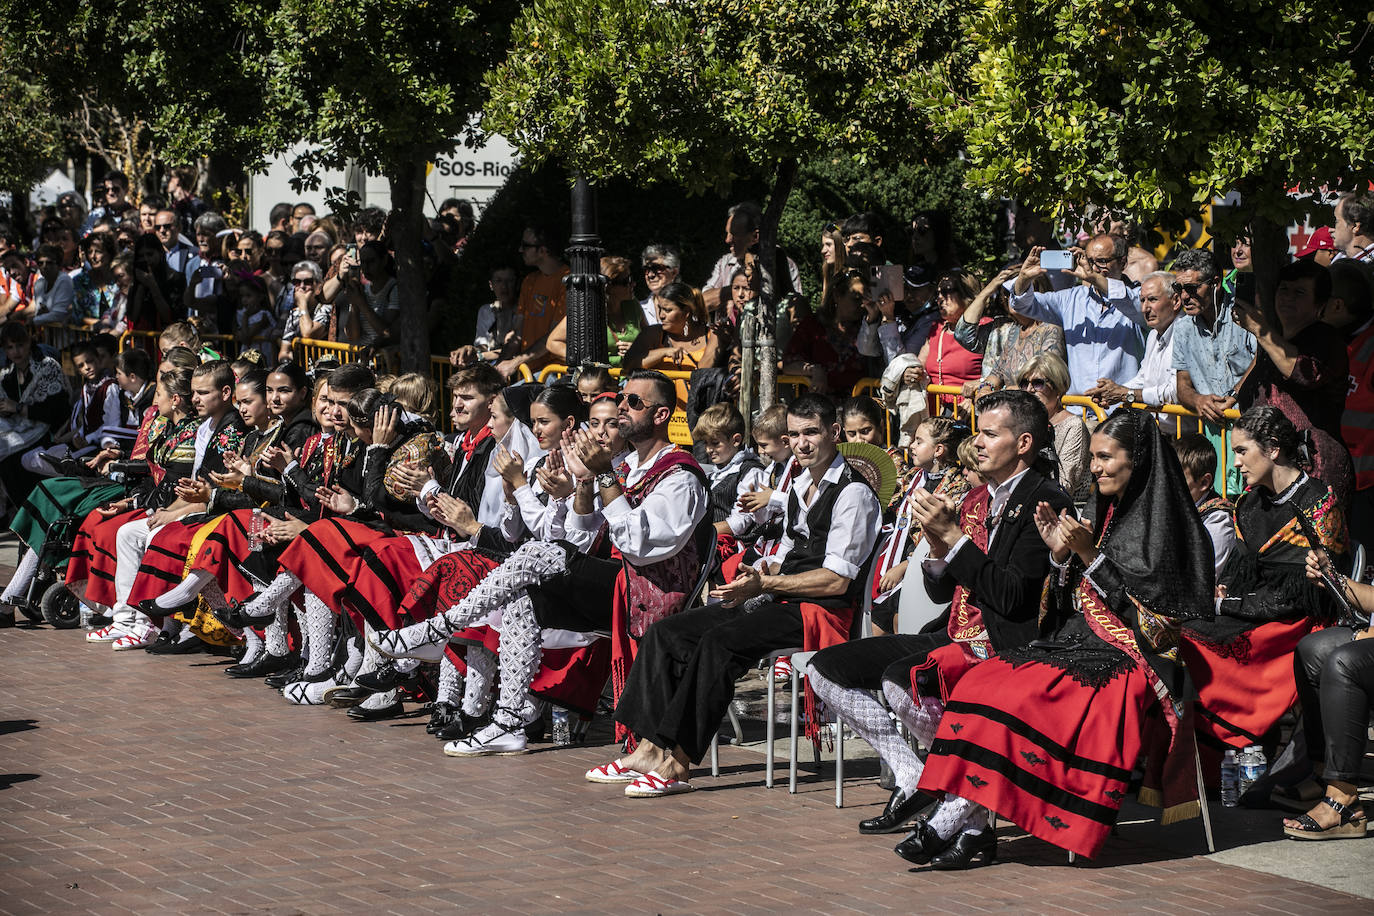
1297, 225, 1337, 266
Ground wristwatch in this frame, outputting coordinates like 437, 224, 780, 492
596, 472, 618, 490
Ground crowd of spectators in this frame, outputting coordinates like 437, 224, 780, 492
2, 166, 1372, 866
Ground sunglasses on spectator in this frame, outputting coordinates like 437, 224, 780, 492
1171, 281, 1205, 297
293, 277, 316, 287
616, 392, 665, 411
154, 222, 176, 231
823, 222, 840, 234
643, 263, 668, 275
1019, 377, 1051, 392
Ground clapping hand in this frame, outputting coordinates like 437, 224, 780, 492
911, 489, 961, 555
316, 484, 357, 514
262, 444, 294, 473
174, 477, 211, 503
1033, 501, 1071, 561
536, 448, 574, 499
710, 563, 765, 608
493, 445, 527, 489
433, 492, 478, 536
572, 428, 614, 476
373, 404, 400, 446
392, 463, 434, 497
737, 486, 773, 514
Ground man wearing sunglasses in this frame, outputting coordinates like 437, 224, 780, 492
1170, 248, 1256, 425
154, 207, 201, 282
597, 392, 880, 797
1006, 233, 1145, 402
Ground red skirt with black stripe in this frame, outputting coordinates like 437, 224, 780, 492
126, 520, 201, 611
916, 653, 1157, 859
1183, 617, 1318, 751
188, 509, 271, 604
277, 518, 389, 615
394, 547, 502, 624
65, 507, 146, 608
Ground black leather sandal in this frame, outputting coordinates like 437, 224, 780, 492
1283, 796, 1369, 840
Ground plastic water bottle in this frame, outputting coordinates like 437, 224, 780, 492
249, 508, 264, 552
551, 708, 572, 745
1238, 744, 1267, 797
1220, 749, 1239, 807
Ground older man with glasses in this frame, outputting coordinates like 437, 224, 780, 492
1004, 233, 1145, 404
638, 243, 681, 326
1087, 270, 1183, 431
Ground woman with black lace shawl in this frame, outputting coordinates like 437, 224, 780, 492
1183, 406, 1346, 754
902, 409, 1215, 865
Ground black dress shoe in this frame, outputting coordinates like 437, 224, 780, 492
893, 818, 955, 866
435, 710, 487, 741
929, 829, 998, 870
265, 665, 305, 689
859, 787, 938, 835
0, 609, 15, 629
149, 633, 206, 655
137, 597, 197, 620
427, 702, 459, 735
225, 651, 297, 679
144, 631, 175, 653
346, 701, 405, 721
353, 661, 415, 694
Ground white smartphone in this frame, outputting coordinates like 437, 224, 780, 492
1039, 249, 1074, 271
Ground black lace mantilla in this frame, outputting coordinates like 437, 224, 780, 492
998, 635, 1135, 690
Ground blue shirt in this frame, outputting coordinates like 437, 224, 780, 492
1169, 307, 1256, 396
1005, 277, 1145, 393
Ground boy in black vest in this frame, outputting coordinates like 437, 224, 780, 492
598, 393, 882, 797
692, 402, 767, 537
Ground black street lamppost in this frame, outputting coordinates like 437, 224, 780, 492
564, 174, 607, 367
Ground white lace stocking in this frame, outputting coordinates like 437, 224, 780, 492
462, 646, 497, 718
493, 593, 544, 730
301, 590, 336, 676
811, 669, 924, 795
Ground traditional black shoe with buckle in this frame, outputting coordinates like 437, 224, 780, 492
143, 631, 175, 653
324, 685, 374, 708
859, 787, 938, 835
160, 634, 207, 655
346, 701, 405, 722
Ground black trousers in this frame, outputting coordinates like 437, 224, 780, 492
529, 550, 623, 633
808, 632, 952, 693
614, 601, 805, 764
1294, 627, 1374, 783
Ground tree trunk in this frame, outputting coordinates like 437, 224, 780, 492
756, 157, 798, 411
387, 156, 431, 371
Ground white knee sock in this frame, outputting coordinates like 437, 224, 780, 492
436, 655, 463, 706
882, 678, 943, 752
812, 669, 924, 796
245, 571, 301, 619
240, 627, 265, 666
153, 569, 213, 609
462, 646, 497, 718
301, 591, 336, 676
493, 594, 544, 730
1, 548, 40, 603
264, 605, 290, 657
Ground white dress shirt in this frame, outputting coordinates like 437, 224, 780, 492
1198, 497, 1236, 577
764, 453, 882, 582
1124, 321, 1178, 406
706, 448, 770, 537
567, 443, 707, 565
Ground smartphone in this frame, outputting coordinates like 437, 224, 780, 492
1039, 249, 1074, 271
1233, 271, 1255, 305
869, 264, 905, 301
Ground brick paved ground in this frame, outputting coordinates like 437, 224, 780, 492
1, 620, 1371, 915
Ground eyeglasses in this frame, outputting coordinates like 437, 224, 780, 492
823, 222, 840, 234
643, 263, 668, 275
1171, 281, 1205, 297
293, 277, 316, 287
616, 392, 666, 411
154, 222, 176, 232
1019, 377, 1051, 392
1088, 257, 1119, 269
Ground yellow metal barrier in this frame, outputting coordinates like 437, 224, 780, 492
851, 378, 880, 399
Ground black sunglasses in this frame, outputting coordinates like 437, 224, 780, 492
616, 392, 665, 411
1172, 282, 1205, 297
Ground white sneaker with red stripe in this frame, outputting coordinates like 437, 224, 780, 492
771, 656, 793, 683
111, 625, 159, 651
624, 770, 694, 798
85, 624, 123, 643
